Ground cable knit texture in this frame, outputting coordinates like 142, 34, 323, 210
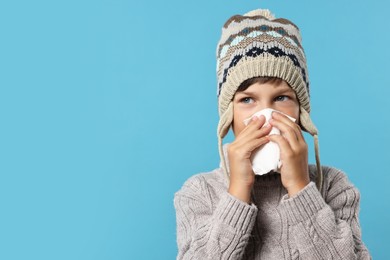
174, 165, 371, 259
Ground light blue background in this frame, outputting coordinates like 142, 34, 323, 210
0, 0, 388, 259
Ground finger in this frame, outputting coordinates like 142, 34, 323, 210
246, 136, 270, 153
229, 135, 270, 159
269, 118, 301, 148
236, 115, 268, 141
234, 124, 272, 148
237, 136, 270, 158
251, 122, 273, 138
249, 115, 266, 127
272, 112, 303, 138
238, 115, 266, 135
267, 134, 293, 157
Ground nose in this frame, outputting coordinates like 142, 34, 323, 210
255, 100, 274, 112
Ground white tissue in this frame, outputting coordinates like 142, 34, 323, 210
243, 108, 296, 175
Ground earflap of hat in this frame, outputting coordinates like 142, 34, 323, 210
299, 107, 318, 136
299, 107, 324, 193
217, 102, 234, 139
217, 102, 234, 181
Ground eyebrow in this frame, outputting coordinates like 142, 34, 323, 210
236, 86, 295, 96
275, 87, 295, 93
235, 90, 257, 96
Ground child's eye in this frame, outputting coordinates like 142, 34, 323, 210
274, 95, 290, 102
240, 97, 254, 104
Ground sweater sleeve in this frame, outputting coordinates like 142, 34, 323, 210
280, 168, 371, 260
174, 175, 258, 260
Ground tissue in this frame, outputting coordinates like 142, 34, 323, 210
243, 108, 296, 175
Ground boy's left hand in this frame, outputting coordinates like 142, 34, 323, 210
268, 111, 310, 197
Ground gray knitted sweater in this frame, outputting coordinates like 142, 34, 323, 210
174, 164, 371, 259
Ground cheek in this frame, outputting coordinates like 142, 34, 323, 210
232, 109, 242, 136
232, 120, 244, 136
232, 107, 253, 136
277, 103, 300, 121
293, 106, 300, 122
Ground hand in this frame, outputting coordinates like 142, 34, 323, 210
227, 115, 272, 203
268, 112, 310, 196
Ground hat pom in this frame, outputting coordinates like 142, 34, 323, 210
244, 9, 275, 19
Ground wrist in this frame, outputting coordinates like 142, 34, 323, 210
286, 180, 310, 197
228, 180, 253, 204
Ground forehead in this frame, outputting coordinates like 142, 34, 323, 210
237, 80, 294, 94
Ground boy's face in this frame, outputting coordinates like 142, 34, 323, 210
232, 80, 300, 136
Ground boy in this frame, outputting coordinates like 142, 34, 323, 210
174, 9, 371, 259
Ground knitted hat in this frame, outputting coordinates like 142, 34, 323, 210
216, 9, 323, 192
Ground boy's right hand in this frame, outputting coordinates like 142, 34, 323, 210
227, 115, 272, 203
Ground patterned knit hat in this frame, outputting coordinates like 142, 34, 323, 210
216, 9, 323, 192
